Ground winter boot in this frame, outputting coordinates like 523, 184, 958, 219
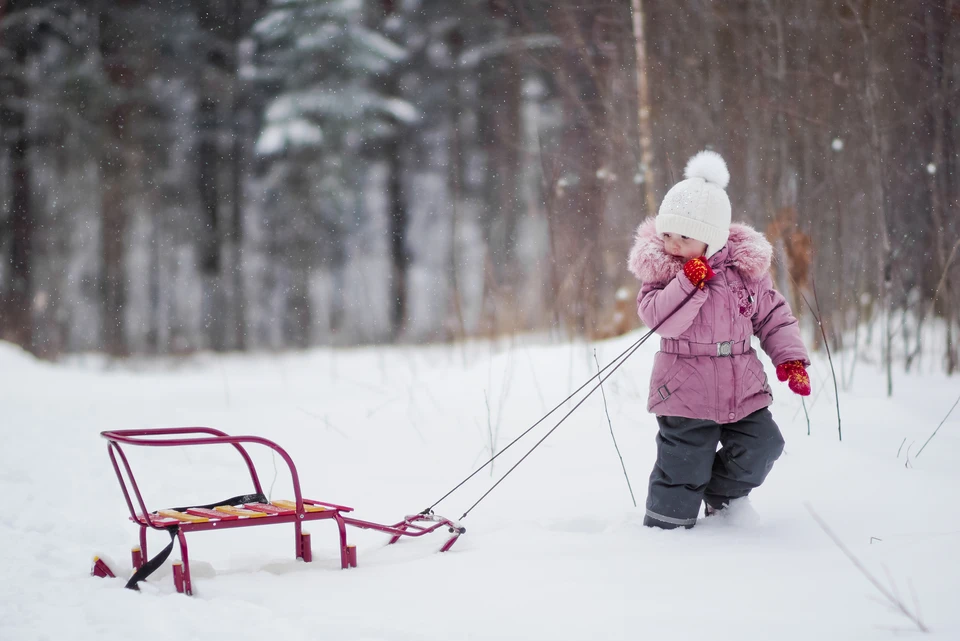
704, 498, 760, 524
704, 502, 726, 517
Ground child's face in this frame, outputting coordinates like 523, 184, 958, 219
661, 232, 708, 260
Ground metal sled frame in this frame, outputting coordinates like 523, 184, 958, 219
101, 427, 463, 595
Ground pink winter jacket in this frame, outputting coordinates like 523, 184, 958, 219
627, 218, 809, 424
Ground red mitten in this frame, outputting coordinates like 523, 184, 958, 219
682, 257, 715, 290
776, 360, 811, 396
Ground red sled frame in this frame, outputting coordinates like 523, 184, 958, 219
102, 427, 464, 595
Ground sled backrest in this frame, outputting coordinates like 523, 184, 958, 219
100, 427, 307, 528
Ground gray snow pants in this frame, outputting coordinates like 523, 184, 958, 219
643, 407, 784, 529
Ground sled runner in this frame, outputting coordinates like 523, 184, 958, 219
99, 427, 464, 595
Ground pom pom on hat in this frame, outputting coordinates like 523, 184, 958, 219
684, 150, 729, 189
655, 149, 733, 258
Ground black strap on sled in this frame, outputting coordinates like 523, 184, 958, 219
125, 492, 267, 591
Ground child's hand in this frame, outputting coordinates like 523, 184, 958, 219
776, 360, 811, 396
682, 257, 715, 289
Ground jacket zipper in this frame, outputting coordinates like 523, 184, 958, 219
732, 272, 738, 420
713, 356, 721, 423
721, 269, 736, 422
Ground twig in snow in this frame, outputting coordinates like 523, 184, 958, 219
594, 350, 636, 507
484, 390, 499, 477
792, 379, 825, 422
805, 504, 930, 633
405, 381, 427, 444
915, 392, 960, 459
523, 345, 548, 415
896, 437, 907, 458
801, 396, 811, 436
811, 279, 843, 441
883, 565, 904, 607
218, 356, 231, 408
909, 578, 923, 627
365, 396, 397, 419
297, 407, 349, 439
268, 452, 278, 501
776, 253, 842, 441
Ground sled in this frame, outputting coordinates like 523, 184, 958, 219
99, 427, 464, 595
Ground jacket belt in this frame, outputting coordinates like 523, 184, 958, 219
660, 338, 749, 357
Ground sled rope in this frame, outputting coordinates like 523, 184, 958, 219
421, 330, 649, 514
426, 288, 698, 519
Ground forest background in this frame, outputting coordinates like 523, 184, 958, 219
1, 0, 957, 385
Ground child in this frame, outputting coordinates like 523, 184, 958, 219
627, 150, 810, 529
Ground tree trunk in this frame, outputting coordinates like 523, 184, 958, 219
99, 5, 136, 357
100, 108, 129, 356
229, 84, 248, 350
197, 94, 227, 351
0, 34, 33, 350
546, 2, 611, 334
194, 0, 267, 352
484, 3, 523, 287
923, 0, 957, 373
845, 1, 894, 394
386, 131, 408, 339
630, 0, 658, 217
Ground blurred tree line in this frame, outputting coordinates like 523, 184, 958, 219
0, 0, 957, 380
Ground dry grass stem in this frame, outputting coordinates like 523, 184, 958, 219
805, 504, 930, 633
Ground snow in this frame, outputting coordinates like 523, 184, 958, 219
263, 90, 418, 129
1, 332, 959, 640
379, 97, 419, 125
252, 9, 294, 40
295, 22, 343, 53
256, 118, 324, 155
458, 35, 562, 69
348, 26, 408, 65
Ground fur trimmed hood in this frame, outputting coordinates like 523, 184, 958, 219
627, 217, 772, 285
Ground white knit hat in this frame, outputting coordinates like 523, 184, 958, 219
655, 150, 732, 258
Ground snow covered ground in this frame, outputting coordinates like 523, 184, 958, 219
1, 330, 958, 640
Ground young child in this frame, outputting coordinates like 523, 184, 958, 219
627, 150, 810, 529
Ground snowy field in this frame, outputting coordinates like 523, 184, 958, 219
1, 330, 958, 641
